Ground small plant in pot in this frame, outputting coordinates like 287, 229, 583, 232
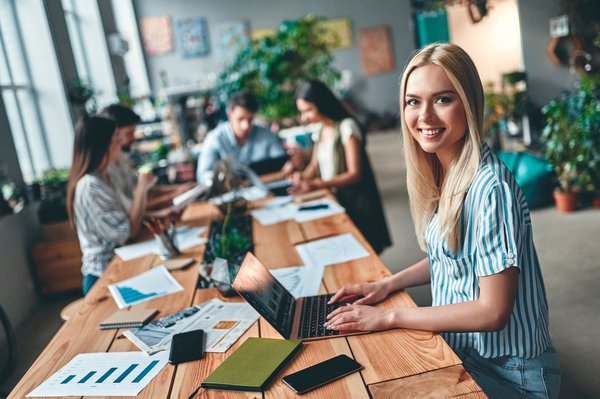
541, 76, 600, 212
202, 159, 255, 296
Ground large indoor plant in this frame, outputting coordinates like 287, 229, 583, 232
541, 76, 600, 211
216, 14, 339, 124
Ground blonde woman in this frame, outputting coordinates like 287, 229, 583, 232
325, 43, 560, 398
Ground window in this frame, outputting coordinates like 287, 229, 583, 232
111, 0, 151, 98
61, 0, 117, 109
1, 0, 75, 182
0, 0, 51, 181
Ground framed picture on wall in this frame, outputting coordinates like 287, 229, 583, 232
359, 25, 395, 75
140, 15, 174, 56
319, 18, 353, 50
175, 17, 210, 57
216, 20, 250, 66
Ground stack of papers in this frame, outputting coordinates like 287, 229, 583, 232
114, 226, 207, 261
251, 197, 345, 225
123, 298, 259, 354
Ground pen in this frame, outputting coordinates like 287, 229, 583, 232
298, 204, 329, 211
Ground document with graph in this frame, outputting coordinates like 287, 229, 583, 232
108, 266, 183, 309
27, 351, 168, 397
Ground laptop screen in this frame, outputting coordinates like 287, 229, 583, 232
232, 253, 296, 338
248, 155, 289, 176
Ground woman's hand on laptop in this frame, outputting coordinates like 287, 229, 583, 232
324, 304, 393, 332
328, 279, 392, 306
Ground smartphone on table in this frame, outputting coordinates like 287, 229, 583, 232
282, 354, 362, 394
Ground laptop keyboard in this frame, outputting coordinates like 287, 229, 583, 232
299, 293, 341, 338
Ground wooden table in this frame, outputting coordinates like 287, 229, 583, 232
9, 194, 485, 398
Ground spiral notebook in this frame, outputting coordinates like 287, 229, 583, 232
99, 308, 159, 330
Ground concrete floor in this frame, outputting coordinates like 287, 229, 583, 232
2, 130, 600, 398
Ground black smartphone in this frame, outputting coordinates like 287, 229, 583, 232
168, 329, 205, 364
282, 354, 361, 394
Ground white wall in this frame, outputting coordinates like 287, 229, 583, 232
447, 0, 524, 89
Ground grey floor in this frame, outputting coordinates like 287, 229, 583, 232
2, 131, 600, 398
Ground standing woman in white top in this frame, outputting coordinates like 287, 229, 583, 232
67, 116, 157, 294
291, 79, 391, 254
325, 44, 560, 398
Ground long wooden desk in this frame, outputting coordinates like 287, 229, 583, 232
9, 195, 485, 398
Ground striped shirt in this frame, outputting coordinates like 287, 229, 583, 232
106, 151, 137, 211
425, 143, 550, 359
74, 173, 130, 277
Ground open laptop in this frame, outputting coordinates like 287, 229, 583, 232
232, 252, 367, 340
248, 154, 289, 176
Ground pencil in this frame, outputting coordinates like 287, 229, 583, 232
143, 220, 158, 235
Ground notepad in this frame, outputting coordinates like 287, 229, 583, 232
201, 337, 302, 391
99, 308, 159, 330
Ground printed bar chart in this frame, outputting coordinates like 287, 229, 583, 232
27, 352, 169, 397
60, 375, 75, 384
132, 360, 160, 383
96, 367, 117, 383
78, 371, 96, 383
114, 363, 138, 383
117, 286, 163, 304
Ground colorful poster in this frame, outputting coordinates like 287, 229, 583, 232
359, 26, 395, 75
319, 18, 353, 49
216, 20, 250, 65
175, 17, 210, 57
139, 15, 174, 56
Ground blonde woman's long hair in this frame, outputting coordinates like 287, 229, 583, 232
399, 43, 484, 253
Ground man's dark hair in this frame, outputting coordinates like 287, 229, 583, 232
227, 91, 259, 113
100, 104, 141, 127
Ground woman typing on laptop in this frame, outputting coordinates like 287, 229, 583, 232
325, 44, 560, 399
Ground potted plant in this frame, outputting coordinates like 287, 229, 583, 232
202, 160, 255, 296
483, 71, 530, 150
541, 76, 600, 212
36, 168, 74, 240
216, 14, 340, 124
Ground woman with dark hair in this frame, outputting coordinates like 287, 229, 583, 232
67, 116, 157, 294
292, 79, 391, 254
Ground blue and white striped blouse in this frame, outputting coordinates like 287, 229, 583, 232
74, 173, 130, 277
425, 143, 550, 359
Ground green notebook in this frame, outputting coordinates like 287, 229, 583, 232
202, 337, 302, 392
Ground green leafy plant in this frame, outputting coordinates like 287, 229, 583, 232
67, 77, 98, 113
216, 14, 340, 122
541, 76, 600, 193
36, 168, 70, 224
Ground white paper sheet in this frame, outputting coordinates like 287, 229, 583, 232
114, 226, 207, 261
27, 351, 168, 397
251, 196, 345, 226
123, 299, 259, 354
108, 266, 184, 309
295, 233, 370, 267
250, 196, 295, 225
271, 265, 324, 298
